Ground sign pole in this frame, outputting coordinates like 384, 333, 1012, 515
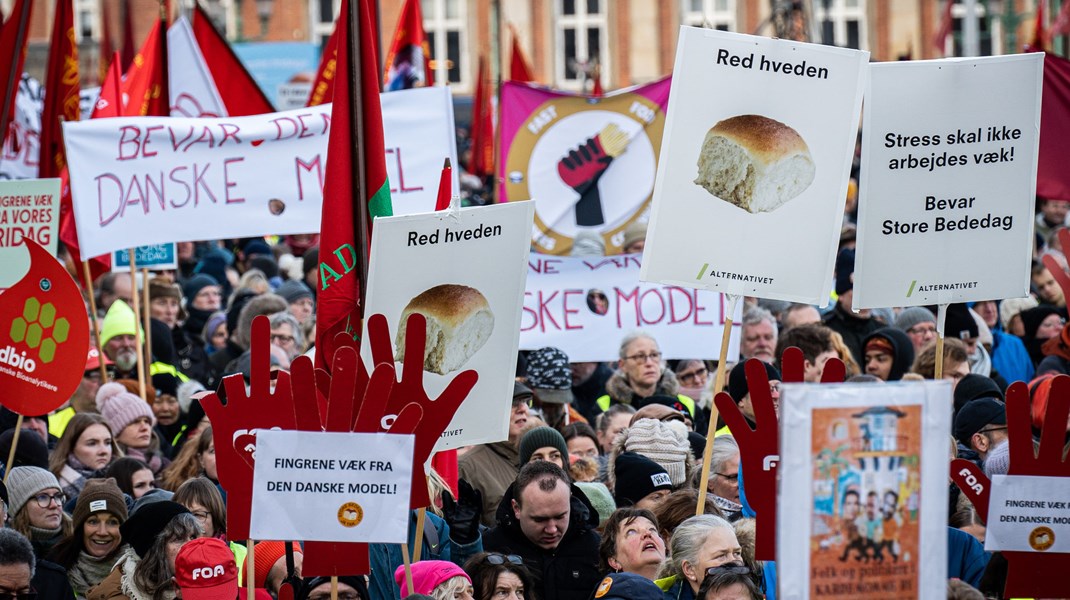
246, 540, 254, 600
934, 303, 948, 379
127, 250, 146, 401
400, 542, 415, 595
141, 268, 153, 370
82, 261, 109, 384
329, 576, 337, 600
2, 417, 23, 483
696, 293, 740, 515
412, 506, 427, 562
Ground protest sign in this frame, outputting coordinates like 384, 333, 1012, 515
498, 78, 670, 255
64, 87, 457, 258
111, 243, 178, 272
0, 179, 60, 288
519, 254, 741, 361
640, 28, 866, 306
250, 429, 414, 543
853, 54, 1042, 309
778, 381, 950, 599
0, 75, 42, 181
985, 475, 1070, 552
361, 202, 534, 451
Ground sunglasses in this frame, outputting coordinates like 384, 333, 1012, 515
483, 553, 524, 566
703, 563, 751, 578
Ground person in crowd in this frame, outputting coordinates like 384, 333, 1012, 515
87, 502, 201, 600
98, 300, 143, 380
1, 528, 76, 600
269, 312, 305, 361
459, 383, 530, 527
173, 538, 238, 600
0, 426, 49, 472
954, 398, 1008, 464
49, 414, 119, 500
570, 360, 612, 424
276, 280, 315, 328
462, 552, 533, 600
47, 479, 128, 598
780, 303, 821, 331
1035, 197, 1070, 242
911, 338, 970, 390
483, 461, 601, 600
950, 495, 986, 544
107, 458, 156, 500
607, 418, 691, 490
1031, 261, 1066, 307
172, 478, 227, 542
525, 347, 586, 428
597, 508, 666, 580
739, 308, 777, 364
297, 576, 370, 600
655, 515, 743, 600
203, 312, 229, 355
6, 467, 72, 558
698, 435, 741, 520
651, 491, 725, 543
696, 565, 763, 600
893, 307, 938, 353
562, 423, 599, 464
1000, 296, 1038, 337
673, 360, 711, 416
621, 221, 647, 255
823, 248, 883, 366
96, 383, 169, 476
210, 293, 288, 388
0, 410, 53, 449
775, 324, 840, 382
952, 374, 1003, 420
149, 279, 210, 385
97, 274, 133, 314
393, 561, 473, 599
161, 428, 218, 492
596, 332, 695, 418
946, 527, 989, 589
718, 361, 782, 436
254, 541, 304, 598
612, 453, 673, 511
519, 426, 569, 470
595, 404, 635, 455
971, 300, 1035, 384
1019, 305, 1065, 366
861, 328, 915, 382
588, 572, 665, 599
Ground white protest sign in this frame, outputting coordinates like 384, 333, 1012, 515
362, 202, 535, 451
778, 381, 951, 599
64, 86, 458, 258
640, 28, 867, 306
250, 430, 414, 543
0, 75, 43, 181
985, 474, 1070, 553
520, 254, 741, 362
0, 179, 61, 288
853, 54, 1042, 309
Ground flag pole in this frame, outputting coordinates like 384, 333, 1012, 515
2, 416, 23, 483
128, 249, 147, 401
348, 0, 371, 310
82, 260, 109, 384
1, 0, 33, 140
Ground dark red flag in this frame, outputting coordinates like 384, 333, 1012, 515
191, 4, 274, 115
39, 0, 81, 179
467, 55, 494, 178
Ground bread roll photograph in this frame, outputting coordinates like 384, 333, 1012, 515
395, 284, 495, 375
693, 114, 816, 214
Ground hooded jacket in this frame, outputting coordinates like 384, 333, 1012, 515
482, 482, 601, 600
458, 440, 521, 528
596, 370, 696, 420
862, 327, 915, 381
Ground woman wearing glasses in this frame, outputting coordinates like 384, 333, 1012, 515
655, 515, 743, 600
47, 479, 128, 599
463, 553, 533, 600
595, 333, 696, 422
5, 467, 72, 559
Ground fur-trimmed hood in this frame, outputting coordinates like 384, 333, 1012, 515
604, 368, 681, 405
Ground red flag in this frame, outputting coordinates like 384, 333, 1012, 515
191, 4, 274, 116
1033, 1, 1048, 51
306, 24, 338, 106
435, 157, 452, 211
121, 0, 135, 70
591, 64, 603, 96
121, 18, 169, 117
0, 0, 34, 135
383, 0, 433, 90
39, 0, 81, 179
933, 0, 954, 56
1053, 1, 1070, 36
509, 26, 534, 82
1036, 50, 1070, 201
467, 55, 494, 178
99, 0, 115, 82
314, 0, 393, 371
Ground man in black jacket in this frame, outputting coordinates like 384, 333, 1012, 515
483, 461, 601, 600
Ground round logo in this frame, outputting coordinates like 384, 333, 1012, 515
1029, 526, 1055, 551
593, 576, 613, 598
337, 502, 364, 528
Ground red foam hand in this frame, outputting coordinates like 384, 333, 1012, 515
200, 316, 296, 541
950, 378, 1070, 598
365, 313, 478, 508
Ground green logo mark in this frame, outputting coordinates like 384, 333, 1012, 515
696, 263, 710, 280
9, 297, 70, 363
905, 280, 917, 298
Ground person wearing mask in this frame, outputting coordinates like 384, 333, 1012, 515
47, 479, 128, 598
597, 508, 666, 580
48, 414, 119, 501
459, 383, 531, 527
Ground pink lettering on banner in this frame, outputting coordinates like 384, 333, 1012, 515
562, 289, 583, 330
521, 292, 537, 332
297, 114, 316, 138
219, 124, 242, 146
168, 167, 192, 208
295, 155, 323, 201
193, 164, 216, 205
386, 148, 423, 194
271, 116, 299, 140
117, 126, 141, 160
583, 256, 641, 270
96, 173, 122, 225
529, 257, 561, 274
3, 122, 40, 167
142, 125, 164, 157
223, 158, 245, 203
170, 127, 195, 152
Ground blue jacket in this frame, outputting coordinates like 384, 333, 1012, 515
368, 510, 482, 600
738, 464, 776, 600
990, 330, 1034, 385
947, 527, 989, 589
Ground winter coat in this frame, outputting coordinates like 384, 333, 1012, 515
87, 548, 168, 600
482, 482, 602, 600
823, 303, 884, 367
458, 440, 521, 527
33, 560, 76, 600
595, 369, 696, 419
368, 511, 482, 600
990, 330, 1034, 384
572, 362, 612, 423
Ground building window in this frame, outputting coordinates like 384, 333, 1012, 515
812, 0, 866, 50
949, 2, 999, 56
73, 0, 97, 41
555, 0, 608, 89
681, 0, 736, 32
423, 0, 467, 87
310, 0, 341, 47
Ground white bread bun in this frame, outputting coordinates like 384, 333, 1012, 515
395, 284, 494, 374
693, 114, 815, 213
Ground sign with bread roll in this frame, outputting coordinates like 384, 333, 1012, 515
640, 28, 867, 305
361, 201, 535, 451
852, 54, 1042, 310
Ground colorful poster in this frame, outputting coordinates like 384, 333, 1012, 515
0, 179, 61, 288
520, 254, 741, 362
498, 78, 670, 255
853, 54, 1042, 309
640, 28, 867, 305
779, 382, 950, 599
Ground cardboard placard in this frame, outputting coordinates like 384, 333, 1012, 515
985, 474, 1070, 553
361, 202, 535, 451
0, 179, 61, 289
250, 430, 414, 543
778, 381, 950, 599
853, 54, 1043, 309
520, 254, 741, 361
640, 27, 867, 306
111, 243, 178, 272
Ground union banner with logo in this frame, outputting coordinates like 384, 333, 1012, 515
498, 78, 670, 255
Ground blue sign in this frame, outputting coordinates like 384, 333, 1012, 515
111, 244, 178, 271
232, 42, 321, 107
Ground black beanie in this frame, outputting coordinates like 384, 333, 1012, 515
120, 501, 190, 558
834, 248, 855, 295
943, 304, 979, 341
728, 360, 781, 403
519, 426, 569, 466
953, 374, 1004, 416
613, 452, 672, 507
0, 428, 49, 470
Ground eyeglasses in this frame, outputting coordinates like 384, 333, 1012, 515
0, 590, 37, 600
270, 334, 295, 345
190, 510, 210, 522
678, 367, 709, 385
624, 351, 662, 364
978, 426, 1007, 435
907, 325, 938, 336
703, 563, 751, 578
33, 493, 65, 508
482, 553, 524, 566
713, 472, 739, 483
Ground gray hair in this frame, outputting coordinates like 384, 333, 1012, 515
133, 512, 203, 600
709, 435, 740, 475
0, 529, 35, 578
270, 311, 305, 350
659, 514, 736, 580
742, 307, 777, 332
618, 330, 658, 360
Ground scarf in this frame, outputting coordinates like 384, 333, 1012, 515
62, 456, 100, 496
124, 447, 164, 475
70, 549, 124, 598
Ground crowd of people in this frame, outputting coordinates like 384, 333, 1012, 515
2, 195, 1070, 600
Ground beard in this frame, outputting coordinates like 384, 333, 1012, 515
115, 349, 138, 372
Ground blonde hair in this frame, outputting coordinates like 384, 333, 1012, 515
431, 576, 472, 600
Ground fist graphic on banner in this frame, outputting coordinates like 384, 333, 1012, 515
557, 124, 630, 227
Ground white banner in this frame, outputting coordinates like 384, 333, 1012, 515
985, 474, 1070, 553
168, 17, 228, 118
853, 54, 1043, 309
0, 179, 61, 288
362, 202, 534, 452
0, 75, 43, 181
778, 381, 951, 599
250, 430, 414, 543
641, 28, 867, 306
64, 86, 459, 258
520, 254, 741, 362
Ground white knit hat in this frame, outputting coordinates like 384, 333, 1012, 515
623, 418, 691, 486
1000, 297, 1038, 330
96, 382, 156, 435
6, 466, 61, 516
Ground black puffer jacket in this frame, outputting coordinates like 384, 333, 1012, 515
482, 483, 602, 600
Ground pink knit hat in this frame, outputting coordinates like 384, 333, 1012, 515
393, 561, 470, 596
96, 382, 156, 435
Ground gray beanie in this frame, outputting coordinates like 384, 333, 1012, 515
570, 231, 606, 258
983, 441, 1010, 478
6, 466, 61, 516
276, 280, 314, 305
894, 306, 937, 332
519, 426, 569, 467
623, 418, 691, 486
